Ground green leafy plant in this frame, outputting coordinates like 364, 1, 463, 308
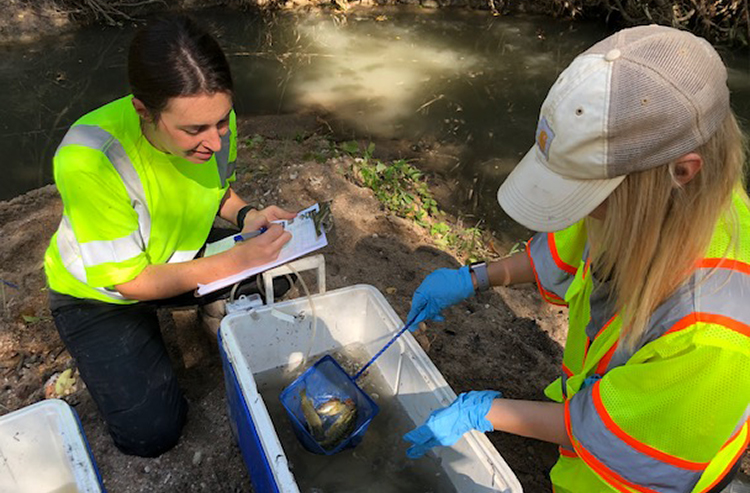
340, 140, 360, 156
346, 142, 491, 261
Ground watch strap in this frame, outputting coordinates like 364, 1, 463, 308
236, 205, 255, 231
469, 261, 490, 292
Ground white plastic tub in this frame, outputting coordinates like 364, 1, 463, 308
0, 399, 104, 493
219, 284, 522, 493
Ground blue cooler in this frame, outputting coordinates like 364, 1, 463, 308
218, 285, 522, 493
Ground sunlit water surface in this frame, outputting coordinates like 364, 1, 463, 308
3, 8, 750, 238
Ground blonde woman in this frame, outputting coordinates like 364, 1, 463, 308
405, 25, 750, 492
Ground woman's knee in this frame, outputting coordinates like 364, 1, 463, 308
109, 393, 188, 457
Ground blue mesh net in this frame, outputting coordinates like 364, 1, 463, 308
279, 355, 380, 455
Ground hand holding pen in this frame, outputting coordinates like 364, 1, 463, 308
233, 226, 268, 243
230, 223, 291, 268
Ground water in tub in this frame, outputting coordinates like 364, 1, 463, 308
254, 343, 458, 493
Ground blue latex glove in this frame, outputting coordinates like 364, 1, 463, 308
407, 266, 475, 329
403, 390, 501, 459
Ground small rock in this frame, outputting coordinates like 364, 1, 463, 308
422, 0, 439, 7
290, 172, 298, 180
192, 451, 203, 466
484, 304, 490, 309
372, 233, 378, 238
144, 466, 151, 474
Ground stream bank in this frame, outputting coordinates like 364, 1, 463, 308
0, 113, 575, 492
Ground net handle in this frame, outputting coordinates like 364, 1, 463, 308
352, 315, 418, 381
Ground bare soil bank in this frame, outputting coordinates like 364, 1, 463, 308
0, 114, 746, 492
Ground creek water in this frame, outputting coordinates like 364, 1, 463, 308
3, 8, 750, 237
254, 342, 458, 493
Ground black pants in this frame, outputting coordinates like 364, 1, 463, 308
53, 299, 187, 457
50, 229, 293, 457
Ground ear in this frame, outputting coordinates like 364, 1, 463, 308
672, 153, 703, 186
131, 97, 153, 122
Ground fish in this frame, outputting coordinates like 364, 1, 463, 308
300, 389, 325, 441
318, 399, 358, 450
316, 397, 348, 417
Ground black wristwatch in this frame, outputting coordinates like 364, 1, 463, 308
469, 261, 491, 292
236, 205, 255, 231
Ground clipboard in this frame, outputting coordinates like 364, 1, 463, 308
196, 203, 329, 296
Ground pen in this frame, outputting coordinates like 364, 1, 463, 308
233, 226, 267, 243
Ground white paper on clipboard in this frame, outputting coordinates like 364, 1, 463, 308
196, 203, 328, 296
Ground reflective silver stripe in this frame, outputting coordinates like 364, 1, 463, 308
56, 215, 87, 284
569, 385, 703, 492
607, 267, 750, 370
54, 124, 150, 302
167, 249, 200, 264
56, 125, 151, 247
528, 232, 576, 301
55, 215, 129, 301
215, 128, 235, 187
567, 267, 750, 490
79, 231, 145, 266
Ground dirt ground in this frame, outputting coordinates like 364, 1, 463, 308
0, 113, 746, 492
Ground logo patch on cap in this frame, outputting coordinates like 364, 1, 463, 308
536, 117, 555, 161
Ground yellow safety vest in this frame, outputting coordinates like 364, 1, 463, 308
527, 192, 750, 492
44, 95, 237, 303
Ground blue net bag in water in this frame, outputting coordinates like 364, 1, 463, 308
279, 355, 380, 455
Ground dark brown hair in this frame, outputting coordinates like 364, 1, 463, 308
128, 14, 233, 118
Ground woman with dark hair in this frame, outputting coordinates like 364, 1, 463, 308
43, 14, 293, 457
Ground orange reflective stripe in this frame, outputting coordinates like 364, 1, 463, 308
548, 232, 578, 275
564, 400, 650, 493
591, 382, 709, 471
595, 341, 618, 375
699, 258, 750, 275
666, 313, 750, 338
591, 316, 619, 374
698, 420, 750, 493
559, 446, 578, 458
583, 336, 590, 359
540, 286, 567, 306
526, 238, 567, 307
562, 362, 573, 378
594, 315, 617, 339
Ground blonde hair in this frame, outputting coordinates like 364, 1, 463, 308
587, 112, 748, 350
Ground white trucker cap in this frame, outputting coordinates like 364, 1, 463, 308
497, 25, 730, 232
